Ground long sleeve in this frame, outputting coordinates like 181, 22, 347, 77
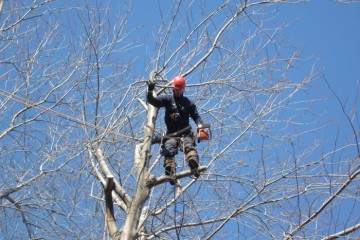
147, 92, 168, 108
190, 102, 203, 126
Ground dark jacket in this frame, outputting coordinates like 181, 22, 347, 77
147, 93, 203, 134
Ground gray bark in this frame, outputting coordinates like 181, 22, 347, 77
119, 75, 159, 240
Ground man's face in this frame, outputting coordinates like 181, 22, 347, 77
173, 88, 184, 97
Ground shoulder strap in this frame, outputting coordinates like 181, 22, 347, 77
170, 95, 186, 126
171, 95, 179, 112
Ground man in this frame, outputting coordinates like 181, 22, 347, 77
147, 76, 204, 184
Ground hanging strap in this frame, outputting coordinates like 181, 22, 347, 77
170, 95, 186, 127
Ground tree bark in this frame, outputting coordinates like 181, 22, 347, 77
104, 176, 122, 239
120, 75, 159, 240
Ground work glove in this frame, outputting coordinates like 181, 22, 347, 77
148, 81, 156, 92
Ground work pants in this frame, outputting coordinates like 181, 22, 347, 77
162, 132, 197, 159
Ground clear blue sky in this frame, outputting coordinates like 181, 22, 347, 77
283, 1, 360, 117
289, 2, 359, 80
280, 1, 360, 149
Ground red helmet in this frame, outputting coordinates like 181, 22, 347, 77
172, 76, 186, 90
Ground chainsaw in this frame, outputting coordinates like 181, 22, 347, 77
196, 123, 212, 143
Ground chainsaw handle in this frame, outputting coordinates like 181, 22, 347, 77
198, 123, 211, 129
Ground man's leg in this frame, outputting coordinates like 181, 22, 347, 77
182, 134, 200, 178
162, 138, 179, 184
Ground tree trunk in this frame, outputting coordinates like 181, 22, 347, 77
120, 80, 158, 240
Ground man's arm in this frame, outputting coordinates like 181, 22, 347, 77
146, 88, 168, 108
190, 102, 203, 126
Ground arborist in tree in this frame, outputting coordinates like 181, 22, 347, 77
147, 76, 208, 184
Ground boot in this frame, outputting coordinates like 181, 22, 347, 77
164, 157, 176, 185
186, 151, 200, 178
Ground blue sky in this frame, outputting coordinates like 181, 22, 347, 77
132, 3, 360, 236
131, 0, 360, 143
132, 0, 360, 106
283, 1, 360, 115
1, 1, 359, 238
258, 1, 360, 154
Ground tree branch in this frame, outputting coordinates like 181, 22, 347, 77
286, 169, 360, 239
322, 223, 360, 240
146, 166, 208, 188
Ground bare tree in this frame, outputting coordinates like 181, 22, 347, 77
0, 0, 358, 239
